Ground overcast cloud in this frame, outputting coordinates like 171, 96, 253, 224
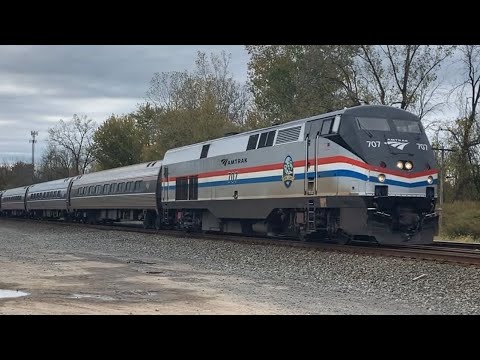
0, 45, 464, 163
0, 45, 250, 162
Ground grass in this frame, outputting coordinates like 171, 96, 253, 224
437, 201, 480, 243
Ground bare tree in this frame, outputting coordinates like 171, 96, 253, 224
358, 45, 455, 118
442, 45, 480, 199
47, 114, 96, 176
36, 144, 71, 181
143, 51, 251, 157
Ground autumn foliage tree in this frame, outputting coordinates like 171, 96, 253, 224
93, 114, 145, 170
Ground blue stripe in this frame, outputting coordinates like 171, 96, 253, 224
165, 170, 437, 190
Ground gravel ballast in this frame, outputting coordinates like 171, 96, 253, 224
0, 219, 479, 314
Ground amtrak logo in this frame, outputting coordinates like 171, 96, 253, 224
384, 139, 409, 150
282, 155, 295, 188
221, 158, 247, 166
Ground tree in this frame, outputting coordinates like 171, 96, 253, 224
245, 45, 360, 125
246, 45, 455, 125
47, 114, 96, 175
0, 161, 34, 188
357, 45, 454, 118
440, 46, 480, 200
144, 51, 249, 157
36, 145, 72, 182
129, 102, 164, 161
93, 114, 145, 170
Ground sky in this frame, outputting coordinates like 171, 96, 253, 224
0, 45, 250, 162
0, 45, 464, 163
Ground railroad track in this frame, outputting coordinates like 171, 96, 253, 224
1, 217, 480, 267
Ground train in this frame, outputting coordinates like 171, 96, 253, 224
0, 105, 440, 245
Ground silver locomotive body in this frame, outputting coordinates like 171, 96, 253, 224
162, 105, 439, 244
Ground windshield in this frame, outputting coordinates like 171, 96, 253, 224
393, 119, 421, 133
356, 117, 390, 131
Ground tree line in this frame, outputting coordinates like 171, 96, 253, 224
1, 45, 479, 202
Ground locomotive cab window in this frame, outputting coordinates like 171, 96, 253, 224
393, 119, 421, 133
321, 119, 333, 135
356, 117, 390, 131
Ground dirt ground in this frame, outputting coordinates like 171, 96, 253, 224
0, 251, 288, 315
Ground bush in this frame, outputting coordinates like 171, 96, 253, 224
440, 201, 480, 240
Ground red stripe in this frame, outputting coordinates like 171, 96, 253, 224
315, 156, 439, 178
166, 155, 439, 181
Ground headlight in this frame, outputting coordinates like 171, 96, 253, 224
427, 176, 433, 184
378, 174, 386, 183
405, 161, 413, 170
396, 161, 404, 169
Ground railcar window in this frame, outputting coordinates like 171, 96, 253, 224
246, 134, 259, 150
103, 184, 109, 194
95, 185, 101, 194
57, 191, 61, 197
200, 144, 210, 159
118, 182, 125, 193
134, 181, 142, 192
393, 119, 421, 133
126, 181, 133, 192
321, 119, 333, 135
356, 117, 390, 131
110, 183, 117, 193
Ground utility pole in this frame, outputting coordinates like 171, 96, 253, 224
29, 131, 38, 172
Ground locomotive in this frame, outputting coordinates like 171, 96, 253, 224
0, 105, 439, 245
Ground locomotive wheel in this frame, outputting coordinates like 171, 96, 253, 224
336, 230, 351, 245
